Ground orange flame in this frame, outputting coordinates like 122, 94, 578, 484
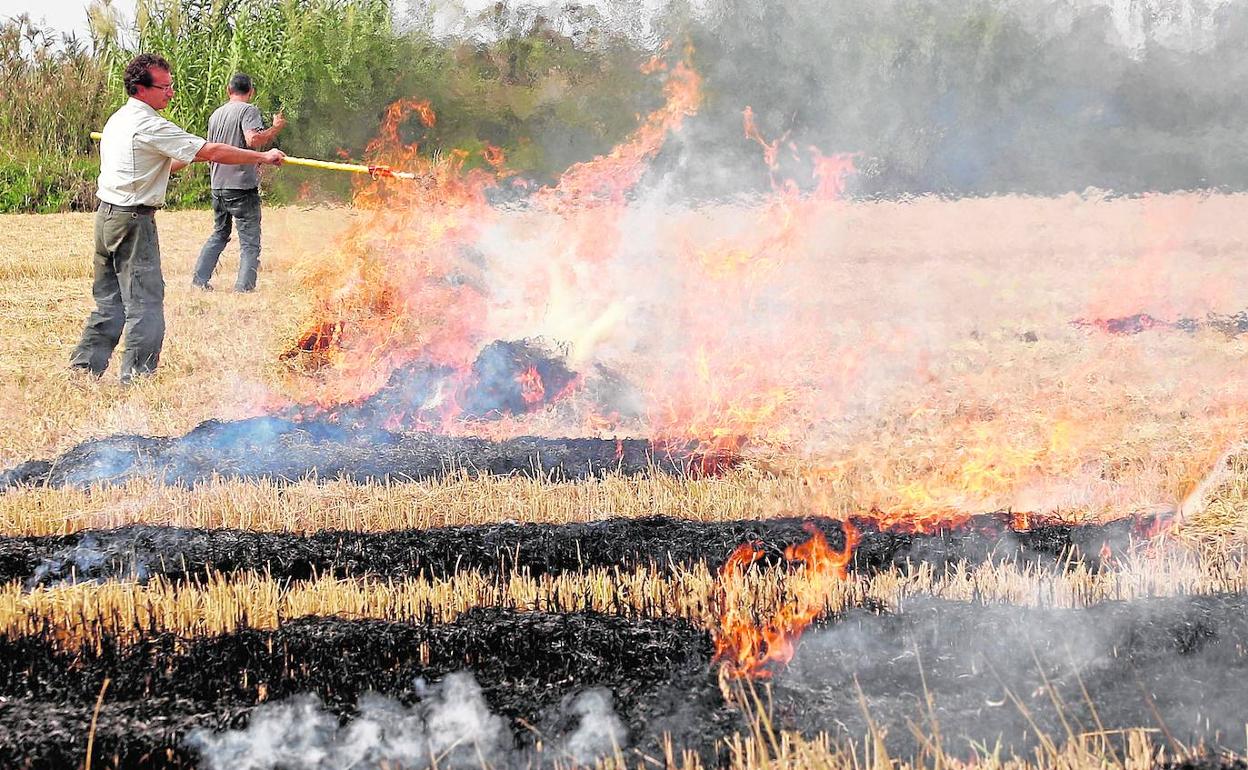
713, 521, 859, 679
272, 70, 1248, 539
278, 96, 501, 413
280, 53, 704, 430
742, 106, 783, 171
652, 109, 856, 458
481, 143, 509, 174
265, 46, 1235, 534
517, 365, 546, 407
536, 59, 701, 213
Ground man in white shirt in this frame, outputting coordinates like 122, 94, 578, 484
70, 53, 286, 384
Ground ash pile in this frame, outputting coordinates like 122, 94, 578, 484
2, 340, 727, 491
1072, 310, 1248, 337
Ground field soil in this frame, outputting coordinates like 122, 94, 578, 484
0, 514, 1137, 586
3, 594, 1246, 769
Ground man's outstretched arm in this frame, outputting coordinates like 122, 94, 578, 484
171, 143, 285, 172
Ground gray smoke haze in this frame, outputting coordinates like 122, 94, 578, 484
26, 529, 166, 588
186, 672, 626, 770
409, 0, 1248, 196
777, 594, 1248, 757
408, 0, 1236, 54
561, 689, 627, 764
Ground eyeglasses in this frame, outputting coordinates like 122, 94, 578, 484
149, 81, 175, 93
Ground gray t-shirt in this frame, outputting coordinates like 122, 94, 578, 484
206, 101, 265, 190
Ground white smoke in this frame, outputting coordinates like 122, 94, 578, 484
779, 595, 1248, 757
402, 0, 719, 48
403, 0, 1232, 53
562, 689, 627, 764
26, 528, 167, 588
186, 671, 627, 770
1070, 0, 1234, 53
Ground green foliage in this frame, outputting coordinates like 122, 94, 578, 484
0, 155, 98, 214
163, 164, 214, 208
0, 14, 119, 159
121, 0, 655, 178
129, 0, 410, 159
427, 38, 655, 176
0, 0, 657, 213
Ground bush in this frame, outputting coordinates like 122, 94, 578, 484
0, 156, 98, 213
0, 15, 118, 160
0, 0, 657, 213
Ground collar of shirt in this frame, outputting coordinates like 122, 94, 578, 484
126, 97, 159, 117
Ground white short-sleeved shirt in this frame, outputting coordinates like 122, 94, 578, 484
96, 98, 207, 207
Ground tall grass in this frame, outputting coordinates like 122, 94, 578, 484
0, 14, 121, 211
131, 0, 409, 160
0, 0, 656, 212
0, 14, 118, 158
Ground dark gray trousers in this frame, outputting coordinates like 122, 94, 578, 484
69, 204, 165, 381
193, 188, 262, 291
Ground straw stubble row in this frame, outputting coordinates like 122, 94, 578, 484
3, 545, 1243, 650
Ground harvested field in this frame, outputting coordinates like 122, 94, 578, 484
8, 198, 1248, 528
3, 595, 1248, 768
5, 191, 1248, 770
0, 514, 1144, 587
1, 540, 1242, 645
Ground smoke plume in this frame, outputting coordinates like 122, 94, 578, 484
410, 0, 1248, 196
186, 671, 628, 770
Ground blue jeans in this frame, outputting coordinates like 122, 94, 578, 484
193, 188, 262, 291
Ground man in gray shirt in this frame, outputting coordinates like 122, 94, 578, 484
192, 72, 286, 292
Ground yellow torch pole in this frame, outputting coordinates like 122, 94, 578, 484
89, 132, 419, 180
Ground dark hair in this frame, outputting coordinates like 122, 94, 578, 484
123, 53, 171, 96
228, 72, 254, 95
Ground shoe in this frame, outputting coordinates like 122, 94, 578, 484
68, 363, 101, 380
234, 286, 255, 293
192, 281, 214, 291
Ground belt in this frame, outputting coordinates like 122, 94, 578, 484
98, 202, 159, 215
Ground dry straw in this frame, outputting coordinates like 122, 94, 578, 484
7, 202, 1248, 537
3, 545, 1242, 650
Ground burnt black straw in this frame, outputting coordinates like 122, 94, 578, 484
0, 513, 1156, 588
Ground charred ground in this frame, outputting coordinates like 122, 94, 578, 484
3, 594, 1247, 768
0, 416, 707, 490
0, 610, 728, 769
0, 513, 1150, 587
0, 339, 721, 492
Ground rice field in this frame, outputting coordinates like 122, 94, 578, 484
3, 197, 1248, 769
4, 197, 1248, 537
